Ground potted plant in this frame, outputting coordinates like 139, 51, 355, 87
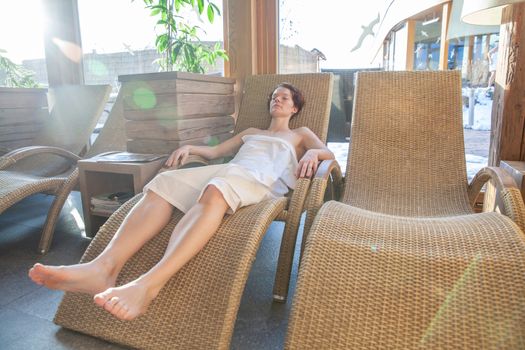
0, 49, 48, 152
121, 0, 235, 155
0, 49, 39, 88
134, 0, 228, 73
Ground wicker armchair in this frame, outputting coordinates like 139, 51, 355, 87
286, 71, 525, 349
0, 84, 115, 253
53, 73, 333, 349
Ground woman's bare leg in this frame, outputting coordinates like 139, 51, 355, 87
94, 185, 229, 320
28, 191, 173, 294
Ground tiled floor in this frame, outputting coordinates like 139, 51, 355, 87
0, 193, 300, 349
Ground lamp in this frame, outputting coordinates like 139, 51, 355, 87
461, 0, 525, 25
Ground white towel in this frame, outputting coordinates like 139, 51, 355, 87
143, 134, 298, 213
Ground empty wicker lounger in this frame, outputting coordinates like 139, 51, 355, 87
53, 73, 333, 349
0, 84, 121, 253
286, 71, 525, 349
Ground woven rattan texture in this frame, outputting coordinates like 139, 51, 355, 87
0, 171, 66, 212
344, 71, 472, 216
55, 73, 334, 348
287, 71, 525, 349
55, 194, 287, 349
234, 73, 333, 141
234, 73, 334, 301
287, 201, 525, 349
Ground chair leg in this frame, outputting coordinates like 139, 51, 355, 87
272, 218, 301, 302
38, 169, 80, 254
272, 178, 310, 302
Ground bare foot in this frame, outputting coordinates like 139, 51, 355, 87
28, 261, 117, 295
93, 281, 160, 321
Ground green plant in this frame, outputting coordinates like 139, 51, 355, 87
137, 0, 228, 73
0, 49, 39, 88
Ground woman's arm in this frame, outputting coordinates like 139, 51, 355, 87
165, 128, 259, 167
295, 127, 335, 178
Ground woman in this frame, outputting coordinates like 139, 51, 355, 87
28, 83, 334, 321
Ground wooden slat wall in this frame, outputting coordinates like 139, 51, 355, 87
0, 88, 48, 151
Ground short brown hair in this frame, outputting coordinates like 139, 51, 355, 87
268, 82, 305, 118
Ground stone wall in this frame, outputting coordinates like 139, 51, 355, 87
22, 43, 224, 91
279, 45, 319, 73
22, 43, 319, 89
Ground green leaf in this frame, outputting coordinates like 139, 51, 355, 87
150, 7, 161, 16
150, 4, 168, 11
218, 51, 229, 60
197, 0, 204, 14
155, 33, 169, 52
172, 42, 183, 60
207, 4, 214, 23
209, 2, 221, 16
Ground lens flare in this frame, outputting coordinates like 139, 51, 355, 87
132, 87, 156, 109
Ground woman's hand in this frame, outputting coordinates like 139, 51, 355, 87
165, 145, 192, 168
296, 149, 319, 178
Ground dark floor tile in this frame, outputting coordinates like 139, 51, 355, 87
0, 193, 303, 349
7, 285, 64, 321
0, 268, 41, 306
0, 307, 125, 350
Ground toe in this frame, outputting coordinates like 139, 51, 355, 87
115, 304, 129, 320
93, 291, 111, 307
104, 296, 120, 313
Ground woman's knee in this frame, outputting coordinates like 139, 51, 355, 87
200, 185, 228, 208
141, 191, 171, 209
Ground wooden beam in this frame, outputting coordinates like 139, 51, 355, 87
438, 1, 451, 70
42, 0, 84, 86
256, 0, 278, 74
405, 20, 416, 70
223, 0, 257, 81
489, 2, 525, 165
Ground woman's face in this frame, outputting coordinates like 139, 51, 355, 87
269, 87, 298, 119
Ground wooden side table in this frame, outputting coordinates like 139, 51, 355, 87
500, 160, 525, 200
78, 157, 166, 237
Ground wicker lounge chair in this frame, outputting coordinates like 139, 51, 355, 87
0, 84, 113, 253
285, 70, 525, 349
53, 73, 333, 350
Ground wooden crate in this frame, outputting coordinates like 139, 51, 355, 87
119, 72, 236, 154
125, 116, 235, 141
127, 132, 232, 154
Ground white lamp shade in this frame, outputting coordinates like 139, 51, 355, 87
461, 0, 525, 25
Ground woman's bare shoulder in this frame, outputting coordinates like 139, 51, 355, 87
240, 127, 264, 136
293, 126, 317, 138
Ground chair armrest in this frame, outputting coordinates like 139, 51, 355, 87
314, 159, 344, 201
158, 155, 211, 173
306, 159, 343, 212
281, 177, 312, 220
468, 166, 525, 231
301, 159, 343, 249
182, 155, 211, 168
0, 146, 81, 170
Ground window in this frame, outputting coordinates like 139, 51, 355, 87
77, 0, 225, 90
0, 0, 47, 86
278, 0, 383, 73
